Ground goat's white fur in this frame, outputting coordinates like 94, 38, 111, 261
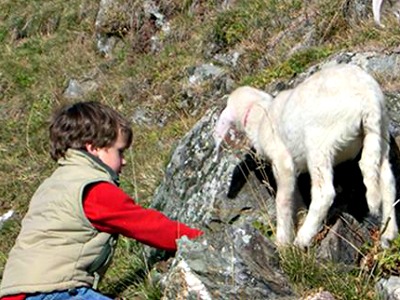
214, 64, 398, 248
373, 0, 400, 27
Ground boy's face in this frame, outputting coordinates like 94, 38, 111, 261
86, 133, 128, 174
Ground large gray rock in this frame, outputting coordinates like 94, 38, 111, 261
162, 226, 295, 300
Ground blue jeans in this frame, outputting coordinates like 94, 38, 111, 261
26, 287, 113, 300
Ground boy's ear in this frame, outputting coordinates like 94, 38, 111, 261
85, 143, 98, 156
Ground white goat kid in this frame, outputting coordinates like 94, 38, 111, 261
214, 64, 398, 248
373, 0, 400, 27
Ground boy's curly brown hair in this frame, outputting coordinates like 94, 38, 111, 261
49, 101, 133, 161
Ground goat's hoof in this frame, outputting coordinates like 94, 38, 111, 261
380, 238, 391, 249
293, 238, 309, 250
380, 229, 398, 249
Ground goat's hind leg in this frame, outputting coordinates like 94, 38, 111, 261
359, 129, 398, 246
359, 132, 383, 218
379, 153, 398, 247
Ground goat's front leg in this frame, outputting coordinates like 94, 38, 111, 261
294, 158, 335, 248
273, 155, 296, 246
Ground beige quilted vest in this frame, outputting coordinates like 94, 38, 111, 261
0, 149, 119, 297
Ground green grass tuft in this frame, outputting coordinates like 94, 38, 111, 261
279, 247, 378, 300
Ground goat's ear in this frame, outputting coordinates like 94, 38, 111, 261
214, 106, 235, 148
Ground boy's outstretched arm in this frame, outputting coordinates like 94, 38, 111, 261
83, 182, 203, 252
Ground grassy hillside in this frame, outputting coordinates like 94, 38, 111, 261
1, 0, 400, 298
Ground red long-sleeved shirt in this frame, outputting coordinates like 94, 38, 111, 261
83, 182, 203, 250
1, 182, 203, 300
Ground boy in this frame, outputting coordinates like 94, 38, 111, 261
0, 101, 203, 300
